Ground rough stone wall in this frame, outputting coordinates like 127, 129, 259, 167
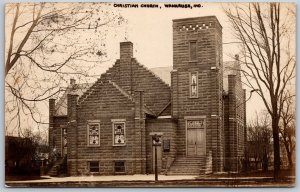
225, 60, 246, 172
145, 118, 177, 173
67, 80, 149, 176
223, 95, 230, 171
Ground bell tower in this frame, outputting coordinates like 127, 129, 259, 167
171, 16, 224, 172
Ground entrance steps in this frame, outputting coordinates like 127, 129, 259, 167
166, 156, 206, 175
47, 156, 67, 177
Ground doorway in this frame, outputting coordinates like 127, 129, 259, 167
186, 119, 206, 156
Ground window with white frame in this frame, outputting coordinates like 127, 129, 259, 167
87, 121, 100, 146
112, 120, 126, 146
189, 71, 198, 98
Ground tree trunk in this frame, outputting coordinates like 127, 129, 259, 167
272, 113, 281, 179
287, 150, 293, 169
283, 140, 293, 169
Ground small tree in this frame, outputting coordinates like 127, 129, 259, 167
224, 3, 296, 178
279, 92, 295, 169
5, 129, 41, 175
247, 112, 272, 172
5, 3, 125, 136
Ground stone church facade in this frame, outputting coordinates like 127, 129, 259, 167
48, 16, 246, 176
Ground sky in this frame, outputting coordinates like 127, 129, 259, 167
4, 2, 295, 137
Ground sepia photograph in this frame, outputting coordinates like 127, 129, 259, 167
4, 1, 296, 187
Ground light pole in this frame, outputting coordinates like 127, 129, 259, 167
152, 134, 161, 182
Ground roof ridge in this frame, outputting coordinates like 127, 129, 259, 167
78, 61, 119, 104
108, 80, 134, 102
157, 101, 171, 116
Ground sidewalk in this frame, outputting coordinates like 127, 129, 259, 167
6, 174, 198, 184
5, 174, 294, 187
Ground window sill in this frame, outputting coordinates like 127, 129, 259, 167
87, 145, 100, 147
112, 144, 126, 147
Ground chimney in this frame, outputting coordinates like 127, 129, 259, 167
70, 78, 76, 86
235, 54, 239, 61
120, 42, 133, 61
119, 42, 134, 94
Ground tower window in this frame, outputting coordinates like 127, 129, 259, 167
189, 41, 197, 61
189, 72, 198, 98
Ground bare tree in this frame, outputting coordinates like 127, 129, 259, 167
5, 3, 125, 136
224, 3, 296, 178
279, 92, 295, 169
247, 112, 272, 171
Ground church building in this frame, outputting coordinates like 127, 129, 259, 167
48, 16, 246, 176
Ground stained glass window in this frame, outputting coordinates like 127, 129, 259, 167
190, 72, 198, 98
88, 123, 100, 146
113, 122, 125, 146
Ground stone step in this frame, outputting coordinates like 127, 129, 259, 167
171, 163, 205, 166
47, 157, 66, 177
168, 168, 206, 172
166, 156, 207, 175
172, 162, 205, 165
167, 172, 205, 176
171, 165, 205, 168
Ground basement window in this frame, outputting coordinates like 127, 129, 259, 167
115, 161, 125, 174
89, 161, 99, 173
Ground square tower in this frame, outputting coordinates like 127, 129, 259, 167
171, 16, 224, 172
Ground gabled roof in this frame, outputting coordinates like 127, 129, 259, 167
150, 66, 172, 86
54, 83, 92, 116
109, 81, 134, 102
54, 79, 156, 117
157, 101, 171, 116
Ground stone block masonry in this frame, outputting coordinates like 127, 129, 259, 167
172, 16, 224, 172
48, 16, 246, 177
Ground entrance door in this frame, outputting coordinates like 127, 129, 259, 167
61, 128, 67, 156
187, 128, 205, 156
152, 146, 162, 173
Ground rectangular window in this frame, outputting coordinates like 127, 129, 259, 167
89, 161, 99, 173
112, 120, 126, 146
115, 161, 125, 173
189, 72, 198, 98
87, 120, 100, 146
189, 41, 197, 61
